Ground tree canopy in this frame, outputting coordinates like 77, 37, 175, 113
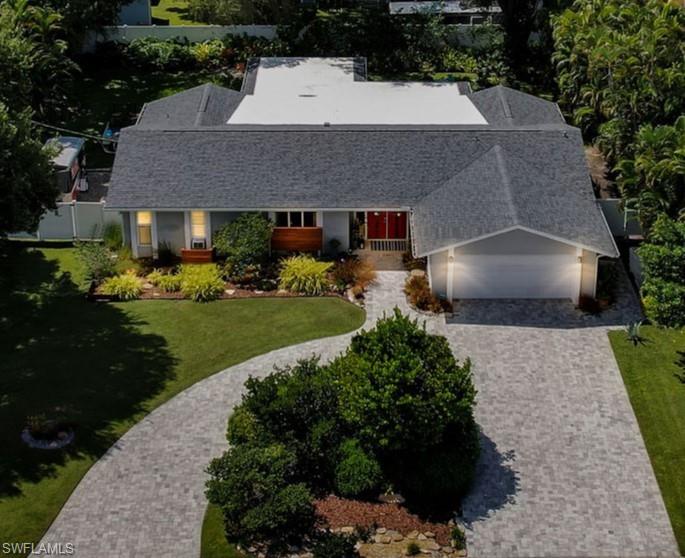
0, 105, 57, 235
552, 0, 685, 165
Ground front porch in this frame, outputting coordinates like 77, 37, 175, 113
125, 209, 412, 262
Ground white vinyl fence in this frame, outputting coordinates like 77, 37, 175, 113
10, 202, 120, 241
83, 25, 279, 51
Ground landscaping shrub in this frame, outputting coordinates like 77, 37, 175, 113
402, 250, 426, 271
226, 406, 260, 446
404, 275, 449, 313
311, 531, 360, 558
237, 357, 344, 488
102, 221, 123, 251
178, 264, 224, 302
157, 273, 182, 293
76, 241, 115, 282
388, 439, 479, 513
451, 525, 467, 551
114, 246, 143, 276
156, 241, 176, 267
213, 213, 273, 276
205, 443, 315, 549
279, 255, 332, 295
642, 279, 685, 328
125, 37, 194, 70
146, 269, 165, 286
100, 271, 142, 301
330, 309, 477, 454
637, 215, 685, 327
334, 439, 382, 498
332, 258, 377, 293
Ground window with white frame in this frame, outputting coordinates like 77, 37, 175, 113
190, 211, 206, 240
274, 211, 317, 228
137, 211, 152, 246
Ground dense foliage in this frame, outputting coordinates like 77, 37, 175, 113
0, 106, 57, 235
213, 213, 273, 276
331, 257, 377, 297
279, 255, 332, 295
187, 0, 299, 25
637, 215, 685, 328
553, 0, 685, 165
617, 117, 685, 231
331, 311, 476, 453
207, 311, 479, 550
205, 443, 316, 549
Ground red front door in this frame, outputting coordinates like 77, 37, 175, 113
367, 211, 387, 239
366, 211, 407, 239
387, 212, 407, 239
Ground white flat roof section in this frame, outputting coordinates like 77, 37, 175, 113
45, 136, 85, 168
228, 57, 488, 126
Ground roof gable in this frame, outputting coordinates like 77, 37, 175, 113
412, 143, 617, 256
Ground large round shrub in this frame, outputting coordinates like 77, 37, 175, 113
329, 309, 477, 453
238, 357, 344, 489
205, 443, 315, 549
213, 213, 273, 275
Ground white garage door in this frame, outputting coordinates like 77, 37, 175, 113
452, 254, 580, 299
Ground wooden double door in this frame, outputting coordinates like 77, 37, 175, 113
367, 211, 407, 239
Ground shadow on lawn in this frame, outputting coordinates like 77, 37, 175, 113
0, 245, 176, 496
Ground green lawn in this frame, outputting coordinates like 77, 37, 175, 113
0, 244, 364, 556
609, 325, 685, 554
201, 504, 244, 558
151, 0, 200, 25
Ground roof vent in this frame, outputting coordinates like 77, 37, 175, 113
323, 122, 331, 127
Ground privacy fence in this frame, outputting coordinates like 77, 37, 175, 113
10, 202, 119, 241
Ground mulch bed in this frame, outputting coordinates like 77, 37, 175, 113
88, 281, 350, 302
315, 495, 452, 546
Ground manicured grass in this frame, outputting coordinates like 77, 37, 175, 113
0, 244, 364, 556
609, 325, 685, 554
201, 504, 244, 558
151, 0, 201, 25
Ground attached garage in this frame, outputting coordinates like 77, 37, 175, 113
427, 228, 601, 303
451, 254, 580, 300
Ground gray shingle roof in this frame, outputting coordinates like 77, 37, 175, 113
108, 79, 616, 257
412, 143, 617, 256
136, 83, 244, 128
467, 86, 565, 127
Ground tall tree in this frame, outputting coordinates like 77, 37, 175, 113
618, 116, 685, 232
553, 0, 685, 165
0, 104, 57, 235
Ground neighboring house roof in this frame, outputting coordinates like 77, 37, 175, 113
45, 136, 85, 168
108, 57, 618, 258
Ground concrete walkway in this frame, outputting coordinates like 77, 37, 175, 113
39, 271, 679, 557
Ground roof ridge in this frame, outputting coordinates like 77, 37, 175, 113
492, 144, 518, 224
416, 144, 501, 203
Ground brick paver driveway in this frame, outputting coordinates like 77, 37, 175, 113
446, 278, 678, 557
39, 270, 678, 557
